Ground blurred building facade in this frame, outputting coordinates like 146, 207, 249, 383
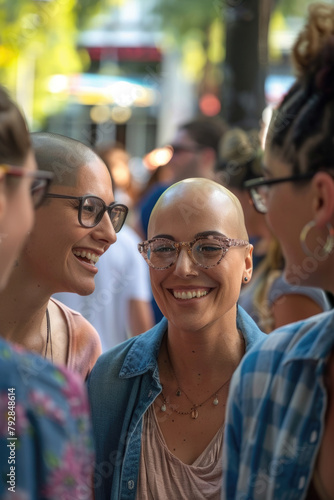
45, 0, 196, 159
43, 1, 304, 159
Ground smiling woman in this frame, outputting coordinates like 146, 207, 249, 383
0, 88, 95, 499
88, 178, 266, 500
0, 132, 128, 379
222, 4, 334, 499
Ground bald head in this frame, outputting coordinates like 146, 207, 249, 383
148, 178, 249, 240
31, 132, 107, 187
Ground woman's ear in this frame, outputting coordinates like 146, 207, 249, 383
243, 244, 253, 283
311, 172, 334, 227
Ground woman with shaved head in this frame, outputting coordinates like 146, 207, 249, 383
88, 178, 265, 499
0, 132, 128, 379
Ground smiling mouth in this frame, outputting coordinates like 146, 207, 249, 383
73, 250, 99, 266
172, 290, 209, 300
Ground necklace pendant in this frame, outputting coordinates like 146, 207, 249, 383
191, 408, 199, 419
176, 389, 181, 397
213, 396, 219, 406
161, 403, 167, 412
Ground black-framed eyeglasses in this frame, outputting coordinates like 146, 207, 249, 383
244, 172, 315, 214
44, 194, 128, 231
138, 235, 249, 270
0, 164, 54, 208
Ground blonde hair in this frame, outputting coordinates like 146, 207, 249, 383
292, 3, 334, 78
253, 238, 285, 333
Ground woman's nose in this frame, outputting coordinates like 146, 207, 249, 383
93, 211, 117, 245
173, 247, 197, 275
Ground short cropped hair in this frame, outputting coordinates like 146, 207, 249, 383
31, 132, 103, 187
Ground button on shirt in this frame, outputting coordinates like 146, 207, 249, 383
88, 306, 265, 500
222, 310, 334, 500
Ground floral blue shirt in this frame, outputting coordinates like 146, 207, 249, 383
0, 338, 94, 499
222, 310, 334, 499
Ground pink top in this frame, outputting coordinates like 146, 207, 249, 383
136, 404, 224, 499
51, 298, 102, 380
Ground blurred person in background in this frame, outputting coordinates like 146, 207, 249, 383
134, 115, 228, 323
215, 127, 330, 332
0, 132, 128, 379
0, 86, 94, 499
222, 4, 334, 498
96, 142, 136, 208
135, 116, 228, 241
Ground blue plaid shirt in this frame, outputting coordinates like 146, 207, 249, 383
222, 310, 334, 500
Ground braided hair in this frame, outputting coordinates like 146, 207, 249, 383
215, 127, 262, 189
266, 3, 334, 176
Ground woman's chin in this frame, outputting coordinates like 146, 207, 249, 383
65, 280, 95, 297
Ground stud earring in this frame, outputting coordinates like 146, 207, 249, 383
244, 277, 248, 282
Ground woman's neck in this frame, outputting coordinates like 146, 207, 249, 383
0, 265, 50, 346
164, 312, 245, 385
252, 236, 271, 257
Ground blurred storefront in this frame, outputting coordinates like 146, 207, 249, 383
44, 0, 197, 158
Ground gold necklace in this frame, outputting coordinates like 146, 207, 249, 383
160, 338, 232, 419
44, 308, 53, 362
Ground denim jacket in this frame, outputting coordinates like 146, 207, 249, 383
87, 306, 265, 500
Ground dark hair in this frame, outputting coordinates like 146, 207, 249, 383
0, 86, 31, 166
215, 128, 262, 189
266, 3, 334, 176
179, 116, 228, 156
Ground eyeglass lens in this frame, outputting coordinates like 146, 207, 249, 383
147, 238, 227, 268
251, 187, 268, 213
31, 179, 50, 208
2, 167, 52, 209
80, 196, 127, 231
108, 206, 127, 232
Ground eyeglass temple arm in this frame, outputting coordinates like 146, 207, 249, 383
229, 239, 250, 247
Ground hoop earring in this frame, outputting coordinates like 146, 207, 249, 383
300, 221, 334, 257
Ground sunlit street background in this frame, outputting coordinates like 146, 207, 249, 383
0, 0, 314, 181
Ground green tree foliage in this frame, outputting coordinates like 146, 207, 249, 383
154, 0, 314, 39
278, 0, 316, 17
153, 0, 313, 125
153, 0, 226, 91
153, 0, 221, 41
0, 0, 113, 126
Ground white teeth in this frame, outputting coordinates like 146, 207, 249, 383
73, 250, 99, 264
173, 290, 208, 300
